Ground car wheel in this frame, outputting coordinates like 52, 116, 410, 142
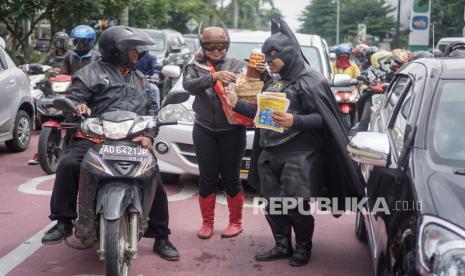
5, 110, 32, 152
355, 209, 367, 242
161, 173, 180, 184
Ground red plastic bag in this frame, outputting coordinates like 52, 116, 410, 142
208, 61, 254, 127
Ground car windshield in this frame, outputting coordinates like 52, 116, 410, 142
142, 31, 166, 52
227, 42, 323, 74
185, 39, 199, 53
430, 80, 465, 165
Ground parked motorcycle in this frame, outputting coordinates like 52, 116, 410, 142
23, 64, 52, 129
53, 89, 189, 276
36, 72, 72, 174
332, 74, 360, 128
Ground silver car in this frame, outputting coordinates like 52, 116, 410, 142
0, 47, 35, 152
154, 30, 333, 183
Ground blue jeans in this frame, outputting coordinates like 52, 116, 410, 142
149, 83, 160, 109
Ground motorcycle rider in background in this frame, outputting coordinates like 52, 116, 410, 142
351, 50, 392, 133
40, 26, 180, 261
61, 25, 99, 76
27, 32, 71, 166
331, 45, 361, 79
40, 32, 70, 73
136, 50, 161, 108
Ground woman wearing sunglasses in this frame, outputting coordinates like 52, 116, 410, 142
183, 25, 267, 240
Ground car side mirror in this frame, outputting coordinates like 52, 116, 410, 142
331, 74, 357, 87
347, 132, 390, 167
162, 89, 189, 108
161, 65, 181, 78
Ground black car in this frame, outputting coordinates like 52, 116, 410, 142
140, 29, 191, 68
347, 58, 465, 275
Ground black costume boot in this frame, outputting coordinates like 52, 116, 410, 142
153, 238, 180, 261
41, 220, 73, 245
255, 234, 293, 261
288, 209, 315, 266
289, 241, 312, 266
255, 214, 293, 261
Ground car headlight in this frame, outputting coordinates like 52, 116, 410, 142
81, 118, 104, 136
420, 216, 465, 274
102, 120, 134, 139
131, 117, 155, 134
158, 104, 194, 125
51, 82, 71, 93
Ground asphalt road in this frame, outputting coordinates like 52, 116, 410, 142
0, 133, 373, 276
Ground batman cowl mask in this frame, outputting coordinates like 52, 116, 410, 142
262, 19, 309, 80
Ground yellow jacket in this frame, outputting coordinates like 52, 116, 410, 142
332, 61, 361, 79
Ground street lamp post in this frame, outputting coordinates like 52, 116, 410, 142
394, 0, 401, 48
336, 0, 340, 44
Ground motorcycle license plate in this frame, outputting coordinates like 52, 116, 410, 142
99, 145, 149, 162
240, 158, 250, 173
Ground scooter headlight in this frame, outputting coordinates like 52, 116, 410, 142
81, 118, 104, 136
130, 117, 156, 134
102, 120, 134, 140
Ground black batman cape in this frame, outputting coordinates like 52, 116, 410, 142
247, 18, 364, 215
247, 71, 365, 203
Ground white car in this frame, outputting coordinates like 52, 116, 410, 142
0, 46, 35, 152
154, 30, 333, 183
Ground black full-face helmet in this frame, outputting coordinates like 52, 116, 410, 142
98, 26, 155, 68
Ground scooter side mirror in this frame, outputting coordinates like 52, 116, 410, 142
54, 97, 76, 113
162, 90, 189, 108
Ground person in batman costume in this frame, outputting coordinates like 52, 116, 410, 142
227, 18, 364, 267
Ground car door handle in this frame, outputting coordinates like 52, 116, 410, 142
9, 79, 15, 85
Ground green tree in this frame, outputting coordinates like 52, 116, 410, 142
340, 0, 395, 42
0, 0, 55, 58
129, 0, 215, 33
222, 0, 281, 30
298, 0, 336, 44
430, 0, 465, 45
299, 0, 395, 45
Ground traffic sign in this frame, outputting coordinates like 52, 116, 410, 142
186, 18, 199, 33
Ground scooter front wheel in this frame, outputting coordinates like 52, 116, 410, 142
38, 127, 63, 174
104, 215, 130, 276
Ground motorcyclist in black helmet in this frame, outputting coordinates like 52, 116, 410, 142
41, 26, 180, 261
40, 31, 70, 73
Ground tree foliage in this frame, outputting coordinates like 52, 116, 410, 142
430, 0, 465, 45
298, 0, 336, 44
222, 0, 282, 30
0, 0, 279, 62
0, 0, 55, 56
129, 0, 215, 33
299, 0, 396, 45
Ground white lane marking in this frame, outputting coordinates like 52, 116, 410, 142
216, 194, 261, 208
7, 176, 256, 273
16, 174, 260, 208
167, 182, 197, 201
17, 174, 55, 195
0, 222, 54, 275
17, 174, 198, 201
